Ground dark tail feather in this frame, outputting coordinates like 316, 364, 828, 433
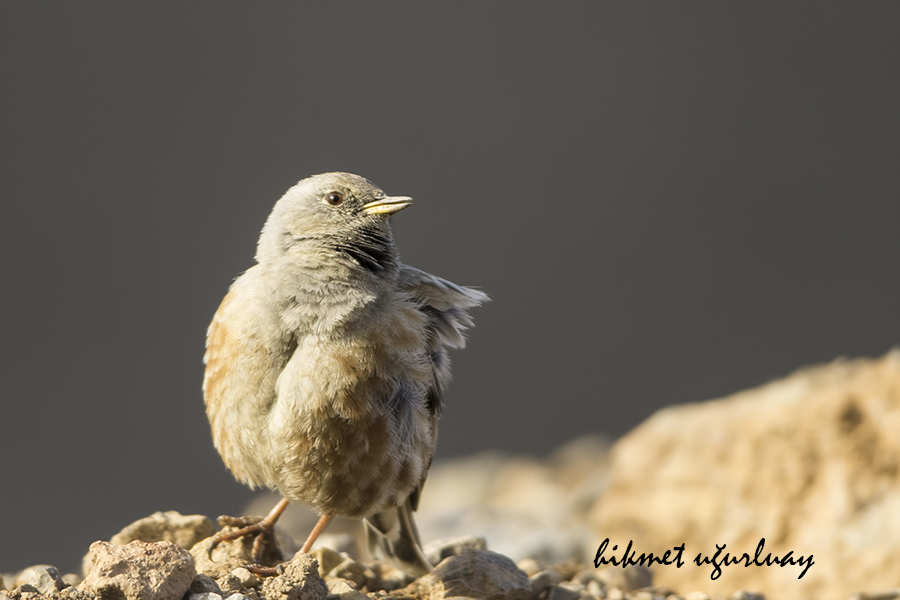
364, 499, 433, 577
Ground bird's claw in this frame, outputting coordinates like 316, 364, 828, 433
242, 563, 285, 578
206, 516, 280, 564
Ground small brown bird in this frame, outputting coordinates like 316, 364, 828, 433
203, 172, 487, 576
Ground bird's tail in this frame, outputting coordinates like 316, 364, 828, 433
364, 498, 433, 577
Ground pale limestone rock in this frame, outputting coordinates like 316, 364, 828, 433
424, 535, 488, 566
13, 567, 56, 590
111, 511, 216, 549
189, 526, 279, 580
79, 540, 195, 600
595, 566, 652, 593
28, 567, 69, 596
309, 549, 344, 576
591, 352, 900, 600
259, 553, 327, 600
325, 558, 368, 589
403, 549, 530, 600
324, 579, 368, 600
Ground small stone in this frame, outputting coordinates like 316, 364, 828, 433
548, 584, 581, 600
188, 594, 223, 600
683, 592, 710, 600
665, 595, 684, 600
57, 586, 95, 600
230, 570, 259, 590
260, 553, 327, 600
326, 558, 368, 589
189, 575, 223, 596
606, 590, 624, 600
596, 566, 652, 593
14, 566, 56, 590
586, 581, 605, 599
530, 569, 565, 598
325, 579, 368, 600
111, 512, 216, 550
731, 592, 765, 600
63, 575, 82, 588
365, 562, 413, 592
26, 566, 68, 595
517, 559, 546, 578
547, 561, 582, 582
570, 570, 602, 587
631, 592, 665, 600
405, 549, 531, 600
79, 540, 196, 600
634, 588, 676, 599
310, 549, 345, 575
213, 576, 248, 599
224, 595, 256, 600
423, 535, 488, 565
190, 527, 279, 580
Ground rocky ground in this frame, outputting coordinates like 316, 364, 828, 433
3, 352, 900, 600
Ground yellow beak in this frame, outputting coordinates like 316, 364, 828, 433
361, 196, 413, 216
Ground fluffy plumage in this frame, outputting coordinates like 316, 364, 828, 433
203, 173, 487, 575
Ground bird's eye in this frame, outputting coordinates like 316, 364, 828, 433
325, 191, 344, 206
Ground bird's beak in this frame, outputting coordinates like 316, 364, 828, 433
361, 196, 413, 216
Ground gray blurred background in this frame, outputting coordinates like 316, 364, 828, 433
1, 2, 898, 574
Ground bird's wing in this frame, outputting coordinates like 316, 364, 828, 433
364, 265, 488, 576
397, 264, 490, 411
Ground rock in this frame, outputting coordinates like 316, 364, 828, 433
309, 549, 345, 576
111, 512, 216, 550
631, 593, 665, 600
259, 553, 327, 600
188, 594, 223, 600
79, 540, 196, 600
585, 581, 604, 598
595, 566, 652, 593
325, 558, 369, 589
731, 592, 765, 600
423, 535, 488, 565
516, 559, 545, 578
325, 579, 368, 600
591, 352, 900, 600
13, 567, 57, 590
230, 569, 260, 590
529, 569, 565, 598
22, 566, 68, 595
547, 584, 581, 600
190, 526, 280, 579
189, 575, 223, 596
213, 575, 255, 600
682, 593, 709, 600
848, 593, 900, 600
404, 549, 531, 600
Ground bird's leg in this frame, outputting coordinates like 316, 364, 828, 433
208, 497, 291, 564
240, 513, 335, 578
301, 514, 334, 553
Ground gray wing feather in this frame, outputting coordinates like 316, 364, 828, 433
365, 265, 488, 576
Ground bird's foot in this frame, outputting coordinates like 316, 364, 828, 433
207, 515, 281, 565
208, 498, 292, 565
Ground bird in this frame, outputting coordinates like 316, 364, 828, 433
202, 172, 488, 576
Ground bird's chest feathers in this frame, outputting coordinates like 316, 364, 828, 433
269, 300, 431, 435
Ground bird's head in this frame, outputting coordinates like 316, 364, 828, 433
256, 172, 412, 274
